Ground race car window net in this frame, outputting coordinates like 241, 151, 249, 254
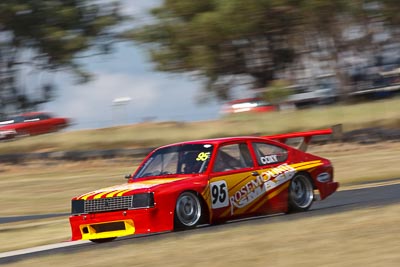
134, 144, 214, 178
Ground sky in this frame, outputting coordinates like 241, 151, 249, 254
42, 0, 222, 130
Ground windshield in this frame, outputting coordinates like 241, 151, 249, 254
134, 144, 214, 178
0, 116, 24, 125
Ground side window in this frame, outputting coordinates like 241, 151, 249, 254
252, 142, 288, 166
13, 116, 24, 123
213, 143, 254, 172
38, 113, 51, 120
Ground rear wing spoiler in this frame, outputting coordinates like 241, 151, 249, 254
262, 129, 333, 152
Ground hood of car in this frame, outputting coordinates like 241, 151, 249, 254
74, 178, 185, 200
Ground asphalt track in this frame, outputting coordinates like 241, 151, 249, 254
0, 213, 69, 224
1, 179, 399, 264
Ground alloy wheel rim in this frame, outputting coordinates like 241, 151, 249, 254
291, 175, 313, 208
176, 193, 201, 226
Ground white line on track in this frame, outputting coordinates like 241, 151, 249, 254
0, 240, 90, 259
339, 179, 400, 191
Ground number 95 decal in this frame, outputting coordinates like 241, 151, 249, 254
210, 180, 229, 209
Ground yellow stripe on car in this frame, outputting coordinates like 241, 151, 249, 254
80, 192, 98, 200
139, 178, 184, 185
93, 192, 110, 199
116, 189, 132, 197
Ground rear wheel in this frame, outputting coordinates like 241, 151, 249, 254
174, 191, 202, 230
288, 174, 314, 212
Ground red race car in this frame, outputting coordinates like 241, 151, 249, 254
69, 129, 338, 242
221, 98, 276, 114
0, 112, 70, 140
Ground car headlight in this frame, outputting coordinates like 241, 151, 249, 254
71, 199, 85, 214
131, 193, 155, 209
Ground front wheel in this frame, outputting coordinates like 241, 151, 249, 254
174, 191, 202, 230
90, 237, 116, 243
288, 174, 314, 213
16, 130, 30, 138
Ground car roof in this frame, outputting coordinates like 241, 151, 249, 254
159, 136, 275, 148
226, 98, 264, 104
19, 111, 50, 117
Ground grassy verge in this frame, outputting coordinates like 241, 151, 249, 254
0, 98, 399, 154
0, 159, 136, 217
4, 203, 400, 267
309, 141, 400, 184
0, 218, 70, 252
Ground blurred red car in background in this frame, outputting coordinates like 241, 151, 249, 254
0, 112, 70, 140
221, 98, 276, 114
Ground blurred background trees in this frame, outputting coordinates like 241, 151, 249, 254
0, 0, 125, 118
129, 0, 400, 101
2, 0, 400, 119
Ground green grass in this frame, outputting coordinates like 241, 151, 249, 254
0, 98, 399, 154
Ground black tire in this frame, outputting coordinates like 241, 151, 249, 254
90, 237, 116, 243
288, 173, 314, 213
174, 191, 202, 230
16, 130, 30, 138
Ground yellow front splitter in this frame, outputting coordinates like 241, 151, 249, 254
80, 219, 135, 240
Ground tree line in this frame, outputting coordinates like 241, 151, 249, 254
129, 0, 400, 101
1, 0, 400, 118
0, 0, 124, 118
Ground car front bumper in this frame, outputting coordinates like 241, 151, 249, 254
69, 207, 171, 241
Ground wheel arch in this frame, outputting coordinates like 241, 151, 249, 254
296, 171, 315, 188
